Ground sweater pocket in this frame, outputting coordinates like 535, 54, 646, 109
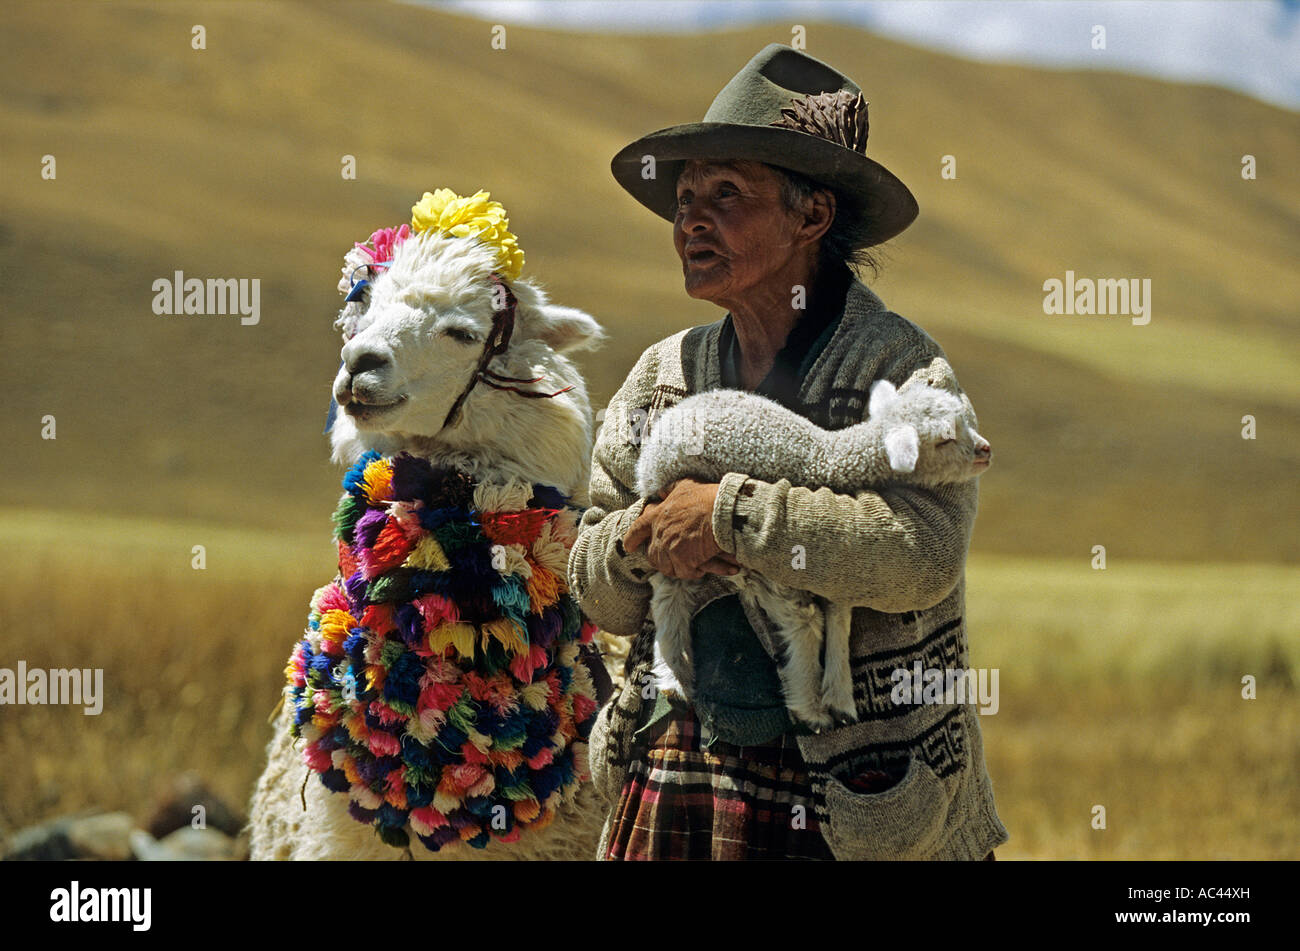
820, 754, 951, 860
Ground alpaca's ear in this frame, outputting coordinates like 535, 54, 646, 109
868, 379, 899, 417
511, 283, 605, 353
883, 424, 919, 473
531, 304, 605, 353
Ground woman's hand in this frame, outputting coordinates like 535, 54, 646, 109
624, 478, 741, 580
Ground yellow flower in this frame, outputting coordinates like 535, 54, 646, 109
410, 188, 524, 281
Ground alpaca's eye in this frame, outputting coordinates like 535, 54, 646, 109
442, 326, 478, 344
936, 438, 956, 448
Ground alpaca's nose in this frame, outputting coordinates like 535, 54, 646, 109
346, 349, 390, 376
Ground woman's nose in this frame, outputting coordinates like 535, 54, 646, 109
676, 197, 711, 231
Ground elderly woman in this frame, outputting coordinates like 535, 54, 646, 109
570, 45, 1009, 861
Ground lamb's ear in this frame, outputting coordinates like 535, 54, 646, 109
883, 424, 919, 473
868, 379, 899, 417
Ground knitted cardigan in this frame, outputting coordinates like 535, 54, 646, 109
569, 278, 1010, 860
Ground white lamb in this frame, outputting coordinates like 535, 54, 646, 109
635, 377, 991, 731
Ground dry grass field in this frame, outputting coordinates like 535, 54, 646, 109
2, 1, 1296, 858
2, 510, 1295, 858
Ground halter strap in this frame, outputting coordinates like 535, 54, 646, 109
439, 273, 518, 432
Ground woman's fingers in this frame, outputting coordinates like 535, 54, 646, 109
623, 519, 649, 553
623, 502, 660, 553
699, 556, 740, 576
624, 483, 726, 579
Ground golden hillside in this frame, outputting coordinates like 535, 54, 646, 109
4, 0, 1298, 560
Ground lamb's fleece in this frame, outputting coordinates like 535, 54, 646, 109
636, 379, 976, 496
634, 378, 989, 730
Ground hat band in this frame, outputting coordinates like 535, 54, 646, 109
769, 90, 870, 155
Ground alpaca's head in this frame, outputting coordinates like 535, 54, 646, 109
327, 229, 603, 492
868, 378, 991, 482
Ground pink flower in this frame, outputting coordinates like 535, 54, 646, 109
355, 224, 411, 269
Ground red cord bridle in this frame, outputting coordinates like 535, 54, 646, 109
437, 272, 575, 432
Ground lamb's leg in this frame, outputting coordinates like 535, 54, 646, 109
737, 575, 834, 733
649, 573, 696, 699
821, 602, 858, 724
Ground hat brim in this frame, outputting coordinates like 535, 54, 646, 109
611, 122, 918, 247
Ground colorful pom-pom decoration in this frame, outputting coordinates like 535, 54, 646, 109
285, 451, 598, 854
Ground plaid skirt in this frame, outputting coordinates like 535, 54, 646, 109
602, 704, 1000, 861
603, 705, 836, 861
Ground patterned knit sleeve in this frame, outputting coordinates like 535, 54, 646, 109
711, 354, 980, 614
567, 353, 658, 637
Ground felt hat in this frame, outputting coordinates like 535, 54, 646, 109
611, 43, 918, 247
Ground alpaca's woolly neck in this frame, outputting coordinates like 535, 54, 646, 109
285, 451, 598, 854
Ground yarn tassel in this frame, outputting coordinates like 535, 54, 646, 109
427, 621, 477, 657
480, 616, 529, 657
525, 561, 561, 613
405, 533, 451, 572
285, 458, 599, 855
362, 519, 416, 578
360, 457, 395, 506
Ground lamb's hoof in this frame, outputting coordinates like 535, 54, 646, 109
826, 703, 858, 727
660, 682, 694, 705
794, 710, 836, 734
823, 685, 856, 719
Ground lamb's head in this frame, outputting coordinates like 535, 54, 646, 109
327, 221, 603, 494
868, 378, 991, 483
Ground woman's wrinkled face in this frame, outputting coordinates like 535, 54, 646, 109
673, 159, 804, 304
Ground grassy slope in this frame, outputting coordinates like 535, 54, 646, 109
3, 1, 1297, 561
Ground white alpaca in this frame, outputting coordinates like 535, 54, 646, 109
249, 218, 611, 861
635, 378, 991, 731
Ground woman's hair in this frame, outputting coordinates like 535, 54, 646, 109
770, 165, 884, 279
